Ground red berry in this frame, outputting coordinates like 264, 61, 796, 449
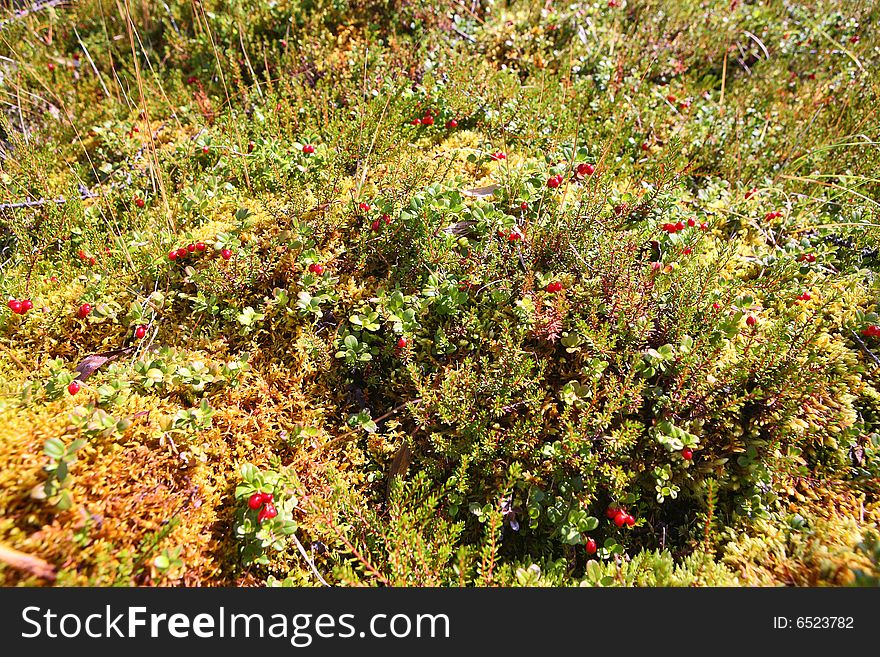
195, 242, 206, 251
48, 62, 55, 72
168, 250, 178, 261
135, 325, 147, 339
8, 299, 22, 314
490, 151, 506, 161
21, 299, 33, 313
302, 144, 315, 154
508, 230, 522, 242
666, 94, 677, 103
68, 381, 80, 395
606, 506, 619, 519
585, 537, 597, 554
50, 276, 58, 283
681, 448, 693, 460
421, 115, 434, 126
687, 218, 696, 227
359, 202, 371, 212
797, 291, 811, 301
446, 119, 458, 129
248, 492, 265, 510
520, 201, 529, 211
613, 510, 628, 527
187, 243, 196, 253
683, 247, 693, 255
547, 175, 561, 189
258, 502, 278, 523
175, 247, 187, 259
745, 187, 758, 200
397, 337, 407, 349
577, 162, 595, 176
89, 256, 97, 266
78, 303, 92, 318
371, 219, 381, 232
135, 197, 145, 208
675, 221, 685, 231
746, 315, 757, 327
201, 145, 209, 154
546, 281, 563, 293
624, 514, 636, 527
699, 222, 709, 231
411, 118, 422, 125
382, 213, 391, 224
849, 35, 860, 43
640, 142, 650, 151
650, 261, 662, 272
220, 249, 232, 260
711, 302, 721, 311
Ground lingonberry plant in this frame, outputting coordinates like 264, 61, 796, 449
0, 0, 877, 590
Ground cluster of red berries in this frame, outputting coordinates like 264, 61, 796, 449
607, 506, 636, 528
545, 281, 563, 293
498, 228, 523, 242
797, 253, 817, 263
302, 144, 315, 154
861, 325, 880, 338
168, 242, 230, 261
546, 173, 564, 189
764, 210, 784, 221
369, 213, 392, 232
308, 263, 325, 275
489, 151, 506, 161
6, 298, 34, 315
796, 291, 812, 301
661, 218, 707, 233
248, 491, 278, 523
576, 162, 595, 177
78, 249, 97, 266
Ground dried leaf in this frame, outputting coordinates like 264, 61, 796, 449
442, 220, 477, 235
385, 442, 412, 500
461, 184, 498, 198
73, 346, 134, 381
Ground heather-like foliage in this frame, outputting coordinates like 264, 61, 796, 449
0, 0, 877, 586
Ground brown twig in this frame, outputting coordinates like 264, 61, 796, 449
0, 544, 56, 581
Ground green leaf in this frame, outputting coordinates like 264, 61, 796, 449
44, 438, 66, 460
